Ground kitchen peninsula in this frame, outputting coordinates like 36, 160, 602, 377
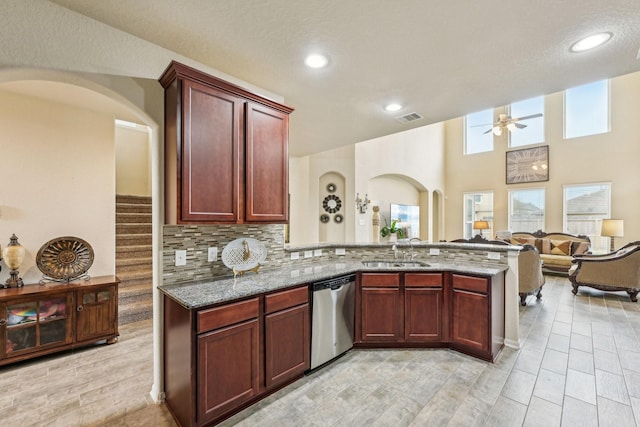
160, 241, 518, 427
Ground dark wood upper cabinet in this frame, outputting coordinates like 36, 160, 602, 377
160, 61, 293, 224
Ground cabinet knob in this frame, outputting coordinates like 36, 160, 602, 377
0, 318, 6, 325
77, 305, 84, 312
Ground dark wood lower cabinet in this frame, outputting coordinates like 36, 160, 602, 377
265, 303, 309, 388
355, 271, 503, 361
163, 284, 310, 427
197, 318, 260, 422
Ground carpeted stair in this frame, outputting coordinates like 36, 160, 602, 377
116, 195, 153, 325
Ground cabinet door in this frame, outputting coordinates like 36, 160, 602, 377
181, 79, 243, 222
76, 285, 117, 342
265, 303, 310, 388
245, 102, 289, 222
2, 293, 73, 359
360, 288, 402, 342
197, 318, 260, 423
405, 288, 443, 342
451, 289, 489, 354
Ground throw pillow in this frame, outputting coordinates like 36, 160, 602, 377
550, 239, 571, 256
571, 241, 589, 255
540, 238, 551, 254
510, 237, 536, 247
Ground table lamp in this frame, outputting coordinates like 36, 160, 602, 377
473, 220, 490, 237
601, 219, 624, 252
3, 234, 25, 288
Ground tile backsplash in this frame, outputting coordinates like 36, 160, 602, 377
162, 224, 512, 286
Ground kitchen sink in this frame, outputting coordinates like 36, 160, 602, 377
361, 260, 429, 268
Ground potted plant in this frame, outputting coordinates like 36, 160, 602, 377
381, 219, 404, 242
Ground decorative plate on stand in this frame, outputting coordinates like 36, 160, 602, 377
36, 236, 94, 282
222, 238, 268, 277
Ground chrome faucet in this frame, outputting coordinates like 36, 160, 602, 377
409, 237, 421, 260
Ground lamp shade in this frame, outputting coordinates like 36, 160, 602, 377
601, 219, 624, 237
473, 220, 490, 230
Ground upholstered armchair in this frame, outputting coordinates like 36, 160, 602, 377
518, 245, 545, 306
569, 241, 640, 302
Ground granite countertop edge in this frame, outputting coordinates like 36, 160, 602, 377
159, 260, 509, 310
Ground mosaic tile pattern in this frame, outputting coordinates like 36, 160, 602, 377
162, 224, 513, 287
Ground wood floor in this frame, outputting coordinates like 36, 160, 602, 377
2, 276, 640, 426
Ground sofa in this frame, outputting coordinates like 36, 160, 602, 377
569, 241, 640, 302
508, 230, 590, 275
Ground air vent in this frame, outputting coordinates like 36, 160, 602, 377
395, 112, 423, 124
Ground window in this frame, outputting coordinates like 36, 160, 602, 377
563, 183, 611, 253
508, 189, 545, 232
463, 192, 493, 238
565, 80, 609, 139
509, 96, 544, 147
464, 109, 493, 154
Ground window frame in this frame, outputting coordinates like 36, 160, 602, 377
508, 188, 546, 232
463, 191, 494, 239
464, 109, 494, 155
564, 79, 610, 139
562, 182, 611, 253
508, 96, 545, 148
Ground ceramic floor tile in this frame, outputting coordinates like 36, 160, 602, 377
4, 277, 640, 427
523, 396, 562, 427
594, 348, 623, 375
596, 396, 637, 427
568, 348, 595, 375
561, 396, 598, 427
533, 368, 566, 404
565, 369, 597, 405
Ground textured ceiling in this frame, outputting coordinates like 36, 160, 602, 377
48, 0, 640, 157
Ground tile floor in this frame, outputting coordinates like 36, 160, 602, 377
2, 276, 639, 426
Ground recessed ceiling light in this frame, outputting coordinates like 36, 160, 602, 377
384, 103, 402, 112
304, 54, 328, 68
570, 32, 612, 53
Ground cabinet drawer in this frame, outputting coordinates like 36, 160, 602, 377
265, 286, 308, 314
197, 298, 259, 333
452, 274, 489, 294
361, 273, 400, 288
405, 273, 443, 288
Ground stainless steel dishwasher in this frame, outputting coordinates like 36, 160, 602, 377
310, 274, 356, 370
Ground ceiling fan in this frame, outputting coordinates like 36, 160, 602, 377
474, 113, 543, 136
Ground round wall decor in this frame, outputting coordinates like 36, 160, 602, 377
334, 214, 344, 224
326, 183, 337, 193
320, 214, 330, 223
322, 194, 342, 213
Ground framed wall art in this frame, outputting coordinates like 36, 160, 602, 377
506, 145, 549, 184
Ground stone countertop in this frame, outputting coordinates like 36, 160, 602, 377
159, 260, 508, 310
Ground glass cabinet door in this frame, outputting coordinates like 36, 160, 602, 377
3, 293, 72, 358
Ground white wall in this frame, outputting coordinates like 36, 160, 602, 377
444, 71, 640, 244
0, 90, 116, 284
289, 145, 355, 244
116, 123, 151, 197
354, 123, 446, 242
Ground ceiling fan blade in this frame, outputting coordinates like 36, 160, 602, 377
470, 122, 494, 128
483, 128, 493, 134
513, 122, 527, 129
511, 113, 543, 122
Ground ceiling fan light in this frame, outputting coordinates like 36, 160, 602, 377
506, 123, 517, 132
570, 32, 612, 52
492, 126, 502, 136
